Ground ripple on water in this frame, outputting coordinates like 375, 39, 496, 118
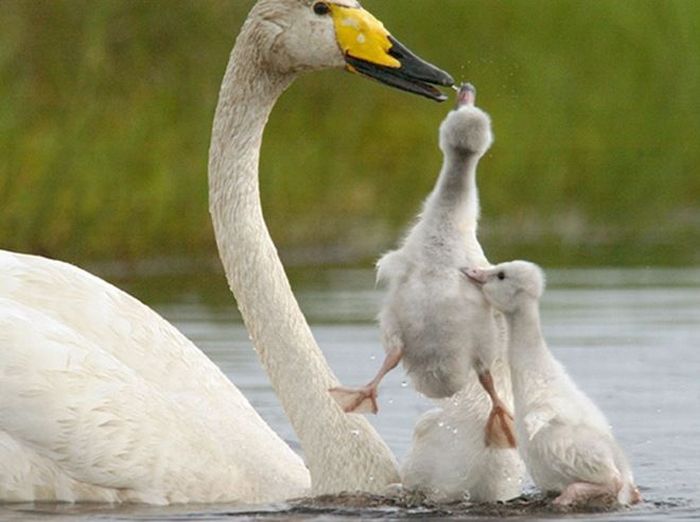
230, 492, 694, 520
0, 494, 695, 521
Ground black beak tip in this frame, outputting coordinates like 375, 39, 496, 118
388, 36, 454, 87
439, 70, 456, 88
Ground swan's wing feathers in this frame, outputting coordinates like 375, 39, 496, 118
0, 301, 209, 496
0, 251, 310, 502
0, 251, 250, 412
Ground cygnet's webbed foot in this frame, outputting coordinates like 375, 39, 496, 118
551, 481, 619, 508
485, 401, 517, 449
629, 486, 642, 505
328, 385, 378, 414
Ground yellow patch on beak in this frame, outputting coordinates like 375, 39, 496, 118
330, 5, 400, 69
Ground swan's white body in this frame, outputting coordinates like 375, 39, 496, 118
0, 0, 465, 504
377, 102, 525, 501
468, 261, 639, 506
0, 250, 308, 504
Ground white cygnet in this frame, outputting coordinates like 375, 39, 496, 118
330, 85, 525, 501
466, 260, 641, 507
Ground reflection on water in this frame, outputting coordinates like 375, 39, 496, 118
2, 267, 699, 521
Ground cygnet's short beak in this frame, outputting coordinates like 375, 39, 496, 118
461, 267, 488, 286
456, 83, 476, 108
330, 5, 454, 102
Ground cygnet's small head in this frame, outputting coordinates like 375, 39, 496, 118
462, 261, 545, 313
247, 0, 453, 101
439, 85, 493, 157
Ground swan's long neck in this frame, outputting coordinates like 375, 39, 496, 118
208, 30, 398, 494
418, 151, 487, 264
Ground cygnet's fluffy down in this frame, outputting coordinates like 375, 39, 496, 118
400, 357, 525, 503
375, 92, 498, 400
330, 85, 525, 502
466, 261, 641, 507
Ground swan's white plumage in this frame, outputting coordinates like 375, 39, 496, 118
0, 250, 310, 503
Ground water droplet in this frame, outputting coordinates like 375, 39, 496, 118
401, 380, 408, 388
356, 33, 366, 44
369, 355, 376, 361
438, 421, 445, 428
452, 428, 459, 435
388, 399, 394, 405
369, 474, 375, 482
350, 429, 360, 436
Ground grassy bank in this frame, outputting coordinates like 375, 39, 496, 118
1, 0, 698, 266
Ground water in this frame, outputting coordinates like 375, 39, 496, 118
2, 267, 699, 521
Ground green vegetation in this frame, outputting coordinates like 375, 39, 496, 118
1, 0, 698, 267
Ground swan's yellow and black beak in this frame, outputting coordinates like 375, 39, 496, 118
330, 5, 454, 102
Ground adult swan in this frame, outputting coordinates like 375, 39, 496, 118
0, 0, 453, 505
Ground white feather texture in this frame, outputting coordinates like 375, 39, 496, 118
0, 250, 309, 504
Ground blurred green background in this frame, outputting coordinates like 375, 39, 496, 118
1, 0, 698, 268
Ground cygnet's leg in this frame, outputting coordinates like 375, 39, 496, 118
329, 345, 403, 414
552, 480, 621, 507
478, 370, 517, 449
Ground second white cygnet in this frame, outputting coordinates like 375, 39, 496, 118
465, 261, 641, 507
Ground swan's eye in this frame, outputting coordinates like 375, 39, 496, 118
497, 272, 506, 281
313, 2, 331, 15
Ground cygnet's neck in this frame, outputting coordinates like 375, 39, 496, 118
436, 150, 481, 202
208, 28, 398, 492
504, 301, 556, 395
418, 150, 486, 263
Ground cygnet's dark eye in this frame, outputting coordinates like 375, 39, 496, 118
497, 271, 506, 281
313, 2, 331, 15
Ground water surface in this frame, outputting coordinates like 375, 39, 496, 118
2, 267, 698, 521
